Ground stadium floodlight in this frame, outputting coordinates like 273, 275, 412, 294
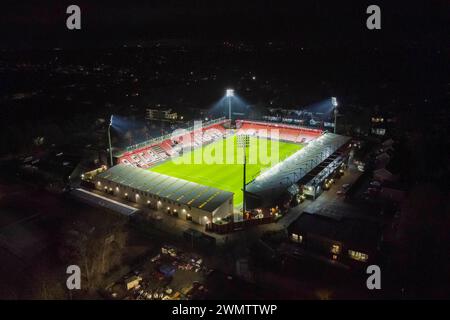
107, 115, 114, 167
226, 89, 234, 97
331, 97, 338, 107
331, 97, 338, 134
225, 89, 234, 120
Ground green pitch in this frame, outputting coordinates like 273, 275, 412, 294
149, 135, 302, 207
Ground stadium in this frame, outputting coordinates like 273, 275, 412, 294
91, 115, 351, 230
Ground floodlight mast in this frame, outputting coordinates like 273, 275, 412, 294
243, 146, 246, 215
228, 96, 231, 120
332, 97, 338, 134
226, 89, 234, 120
238, 134, 249, 219
108, 115, 113, 167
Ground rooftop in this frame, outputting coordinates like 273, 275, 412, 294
246, 133, 351, 204
289, 207, 380, 251
97, 164, 233, 213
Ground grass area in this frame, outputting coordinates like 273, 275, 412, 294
150, 135, 302, 207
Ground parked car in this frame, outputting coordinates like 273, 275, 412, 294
370, 181, 381, 187
150, 254, 161, 262
367, 187, 379, 195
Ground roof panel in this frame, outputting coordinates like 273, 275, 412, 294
97, 164, 233, 212
246, 133, 350, 198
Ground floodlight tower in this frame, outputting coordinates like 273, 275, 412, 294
332, 97, 338, 134
226, 89, 234, 120
237, 134, 250, 219
107, 115, 113, 167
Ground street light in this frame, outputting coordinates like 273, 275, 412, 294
107, 115, 113, 167
331, 97, 338, 134
226, 89, 234, 120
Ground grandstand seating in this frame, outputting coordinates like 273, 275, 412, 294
118, 122, 227, 169
236, 120, 322, 144
118, 120, 320, 169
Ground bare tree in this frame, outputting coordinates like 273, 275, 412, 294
58, 208, 128, 291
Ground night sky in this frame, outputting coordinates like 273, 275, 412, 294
0, 0, 448, 49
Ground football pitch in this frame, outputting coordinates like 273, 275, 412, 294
149, 135, 302, 207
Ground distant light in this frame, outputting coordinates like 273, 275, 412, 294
226, 89, 234, 97
252, 76, 256, 80
110, 115, 114, 125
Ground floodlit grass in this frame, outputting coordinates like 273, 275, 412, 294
150, 135, 302, 207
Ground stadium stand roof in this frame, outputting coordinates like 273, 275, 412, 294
246, 133, 351, 205
97, 164, 233, 213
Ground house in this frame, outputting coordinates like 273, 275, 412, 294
287, 210, 381, 267
374, 168, 398, 182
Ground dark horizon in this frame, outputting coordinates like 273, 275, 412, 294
0, 0, 448, 49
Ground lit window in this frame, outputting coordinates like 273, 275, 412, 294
348, 250, 368, 262
291, 233, 303, 243
331, 244, 341, 254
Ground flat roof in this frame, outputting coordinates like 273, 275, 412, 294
97, 164, 233, 213
71, 188, 139, 216
246, 133, 350, 201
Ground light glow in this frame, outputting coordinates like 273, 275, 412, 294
331, 97, 338, 107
